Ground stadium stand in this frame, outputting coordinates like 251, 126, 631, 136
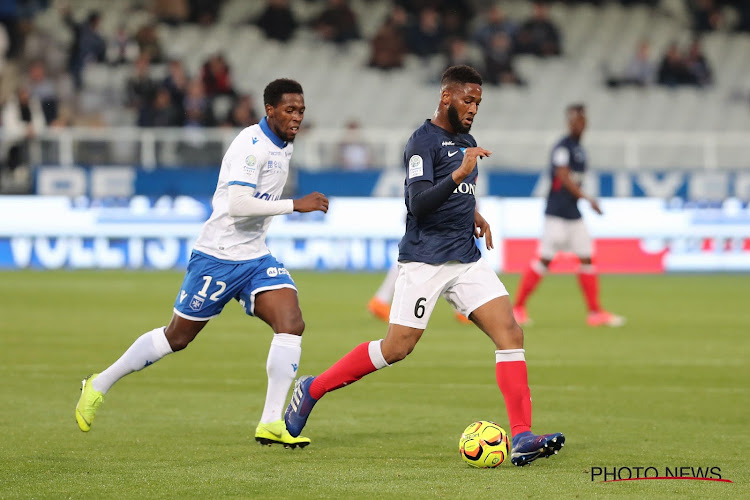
0, 0, 748, 192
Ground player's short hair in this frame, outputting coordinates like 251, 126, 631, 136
440, 65, 483, 90
567, 103, 586, 115
263, 79, 304, 107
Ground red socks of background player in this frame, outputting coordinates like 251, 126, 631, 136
577, 264, 601, 313
514, 260, 545, 308
495, 349, 532, 435
309, 341, 390, 399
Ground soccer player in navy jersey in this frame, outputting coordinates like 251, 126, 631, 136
513, 104, 625, 327
286, 65, 564, 466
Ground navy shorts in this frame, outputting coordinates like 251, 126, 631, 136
173, 250, 296, 321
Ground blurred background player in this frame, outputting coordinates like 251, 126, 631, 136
287, 66, 565, 467
368, 262, 472, 324
75, 79, 329, 448
512, 104, 624, 328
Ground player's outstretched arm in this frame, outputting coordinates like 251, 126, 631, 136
474, 209, 494, 250
554, 166, 602, 215
452, 147, 492, 184
293, 192, 329, 213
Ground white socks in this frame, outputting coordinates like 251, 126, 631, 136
374, 264, 400, 303
92, 327, 173, 394
259, 333, 302, 424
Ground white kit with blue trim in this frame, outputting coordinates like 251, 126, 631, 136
194, 117, 294, 261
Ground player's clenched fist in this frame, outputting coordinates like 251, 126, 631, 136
293, 192, 329, 213
453, 147, 492, 183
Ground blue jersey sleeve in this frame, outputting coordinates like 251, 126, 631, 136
404, 137, 436, 186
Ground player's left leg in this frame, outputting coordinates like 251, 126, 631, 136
252, 287, 310, 448
514, 216, 561, 325
572, 221, 625, 327
368, 262, 400, 322
447, 259, 564, 466
471, 297, 565, 466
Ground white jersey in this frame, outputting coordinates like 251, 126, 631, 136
194, 118, 293, 261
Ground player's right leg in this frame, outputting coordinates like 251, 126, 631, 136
285, 323, 424, 437
286, 261, 447, 437
75, 251, 236, 432
76, 317, 207, 432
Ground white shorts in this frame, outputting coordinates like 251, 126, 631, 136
538, 215, 592, 260
389, 258, 509, 329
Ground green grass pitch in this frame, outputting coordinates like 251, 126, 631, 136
1, 270, 748, 498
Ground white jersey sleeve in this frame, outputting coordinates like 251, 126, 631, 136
224, 135, 268, 191
193, 121, 294, 261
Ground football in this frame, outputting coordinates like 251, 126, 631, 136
459, 421, 510, 468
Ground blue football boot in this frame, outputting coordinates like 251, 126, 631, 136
511, 431, 565, 466
284, 376, 318, 437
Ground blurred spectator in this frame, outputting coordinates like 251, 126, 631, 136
163, 59, 189, 118
605, 40, 656, 88
732, 1, 750, 32
138, 87, 182, 127
444, 38, 476, 70
657, 42, 693, 87
63, 9, 107, 89
0, 23, 7, 73
109, 24, 138, 65
442, 11, 468, 40
27, 59, 59, 124
483, 32, 525, 86
369, 7, 408, 70
406, 8, 443, 58
183, 78, 215, 127
474, 6, 516, 51
154, 0, 189, 25
126, 54, 159, 112
1, 86, 45, 187
189, 0, 223, 26
313, 0, 360, 45
135, 22, 163, 63
514, 1, 561, 57
689, 0, 722, 33
201, 53, 235, 97
255, 0, 297, 42
685, 39, 713, 87
0, 0, 22, 60
224, 94, 260, 128
337, 120, 370, 170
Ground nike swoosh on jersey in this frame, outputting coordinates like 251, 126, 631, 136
448, 151, 458, 157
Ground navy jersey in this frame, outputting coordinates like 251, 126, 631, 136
545, 135, 586, 220
398, 120, 481, 264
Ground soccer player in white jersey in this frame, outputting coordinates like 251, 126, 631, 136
75, 79, 329, 448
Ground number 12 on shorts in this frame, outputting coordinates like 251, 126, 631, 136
199, 275, 227, 301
